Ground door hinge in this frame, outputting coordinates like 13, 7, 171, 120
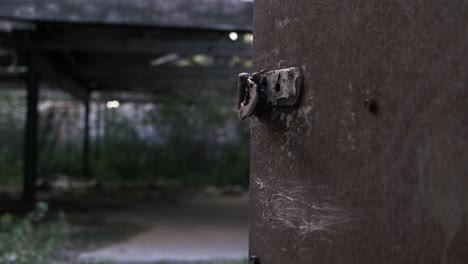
237, 67, 303, 120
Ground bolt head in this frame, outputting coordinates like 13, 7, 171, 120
250, 255, 260, 264
364, 99, 378, 113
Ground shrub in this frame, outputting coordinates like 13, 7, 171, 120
0, 202, 65, 264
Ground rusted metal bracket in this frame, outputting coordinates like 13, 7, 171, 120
237, 67, 303, 120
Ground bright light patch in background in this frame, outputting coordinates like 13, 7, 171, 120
106, 100, 120, 109
244, 33, 253, 43
229, 32, 238, 41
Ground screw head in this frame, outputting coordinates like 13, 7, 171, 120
364, 99, 378, 113
250, 255, 260, 264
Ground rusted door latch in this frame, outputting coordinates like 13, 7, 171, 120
237, 67, 303, 120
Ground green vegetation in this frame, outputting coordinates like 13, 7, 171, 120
0, 202, 65, 264
0, 91, 25, 186
92, 111, 250, 187
0, 92, 250, 188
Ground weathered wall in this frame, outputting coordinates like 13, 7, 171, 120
250, 0, 467, 263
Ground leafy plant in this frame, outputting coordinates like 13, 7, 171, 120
0, 202, 65, 264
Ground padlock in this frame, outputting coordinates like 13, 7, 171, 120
238, 75, 259, 120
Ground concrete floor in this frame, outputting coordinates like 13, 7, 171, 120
70, 192, 248, 263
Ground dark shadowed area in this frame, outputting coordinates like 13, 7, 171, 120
0, 0, 253, 263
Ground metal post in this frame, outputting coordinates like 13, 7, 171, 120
23, 70, 39, 206
82, 95, 90, 178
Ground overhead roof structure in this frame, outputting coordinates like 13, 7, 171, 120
0, 0, 253, 101
0, 0, 253, 32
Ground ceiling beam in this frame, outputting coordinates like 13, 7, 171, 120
0, 0, 253, 32
31, 54, 88, 101
0, 71, 24, 81
38, 37, 252, 58
78, 66, 249, 80
1, 33, 252, 58
96, 77, 238, 98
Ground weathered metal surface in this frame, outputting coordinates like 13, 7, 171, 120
262, 67, 303, 107
250, 0, 467, 263
238, 67, 303, 120
238, 77, 259, 120
0, 0, 253, 32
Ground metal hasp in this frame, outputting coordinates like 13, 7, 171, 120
237, 67, 303, 120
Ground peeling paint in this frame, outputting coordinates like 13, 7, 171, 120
297, 102, 314, 134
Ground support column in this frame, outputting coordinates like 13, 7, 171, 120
23, 71, 39, 206
82, 94, 90, 178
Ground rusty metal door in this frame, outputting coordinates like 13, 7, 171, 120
249, 1, 467, 263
